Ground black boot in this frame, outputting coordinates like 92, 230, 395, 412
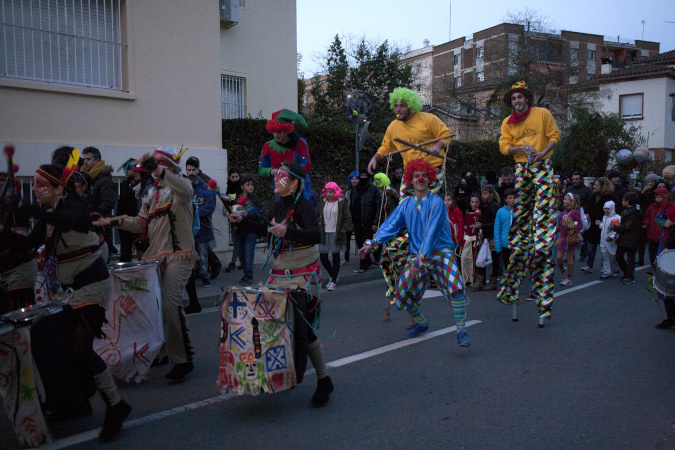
165, 362, 194, 380
311, 376, 334, 407
224, 262, 236, 273
99, 400, 132, 442
184, 274, 202, 314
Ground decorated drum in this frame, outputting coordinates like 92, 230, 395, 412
93, 261, 164, 383
655, 250, 675, 296
217, 287, 296, 395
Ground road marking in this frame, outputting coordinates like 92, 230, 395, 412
42, 320, 481, 448
554, 280, 603, 297
327, 320, 481, 369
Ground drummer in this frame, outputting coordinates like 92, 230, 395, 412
28, 152, 131, 442
227, 162, 334, 406
0, 171, 37, 314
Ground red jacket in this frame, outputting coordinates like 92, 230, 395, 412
463, 209, 482, 239
644, 200, 672, 243
447, 205, 464, 246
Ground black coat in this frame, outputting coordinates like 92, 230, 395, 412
615, 206, 641, 249
347, 182, 382, 227
480, 198, 500, 240
583, 193, 613, 245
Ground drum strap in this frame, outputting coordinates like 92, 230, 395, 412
56, 245, 101, 263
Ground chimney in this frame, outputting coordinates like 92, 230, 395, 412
423, 39, 430, 48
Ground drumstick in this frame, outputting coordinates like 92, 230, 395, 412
391, 136, 456, 163
93, 214, 128, 227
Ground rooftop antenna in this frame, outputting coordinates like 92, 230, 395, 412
641, 19, 645, 40
449, 0, 452, 42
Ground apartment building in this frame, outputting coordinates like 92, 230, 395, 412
0, 0, 298, 253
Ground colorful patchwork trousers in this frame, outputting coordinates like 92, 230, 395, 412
497, 160, 556, 318
381, 166, 445, 301
394, 249, 466, 328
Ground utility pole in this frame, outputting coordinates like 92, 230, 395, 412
641, 19, 645, 40
448, 0, 452, 42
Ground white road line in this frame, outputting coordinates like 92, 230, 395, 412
42, 320, 481, 448
327, 320, 481, 368
554, 280, 604, 297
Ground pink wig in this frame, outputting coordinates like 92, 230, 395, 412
322, 181, 342, 200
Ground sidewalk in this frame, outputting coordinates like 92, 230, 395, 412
186, 249, 383, 303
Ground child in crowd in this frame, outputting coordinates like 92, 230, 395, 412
494, 188, 515, 274
223, 167, 243, 273
445, 193, 464, 253
556, 193, 583, 286
643, 187, 671, 266
598, 200, 620, 279
472, 184, 500, 291
461, 194, 482, 286
613, 192, 641, 284
317, 182, 352, 291
228, 175, 263, 286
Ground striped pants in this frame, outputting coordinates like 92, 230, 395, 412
497, 160, 556, 318
380, 166, 445, 301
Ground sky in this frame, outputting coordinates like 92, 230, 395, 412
297, 0, 675, 77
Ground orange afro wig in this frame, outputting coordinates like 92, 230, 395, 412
403, 158, 437, 187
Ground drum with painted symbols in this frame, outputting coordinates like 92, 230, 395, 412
93, 261, 164, 383
217, 287, 297, 395
655, 250, 675, 296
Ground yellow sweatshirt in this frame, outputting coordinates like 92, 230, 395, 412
377, 112, 452, 167
499, 106, 560, 163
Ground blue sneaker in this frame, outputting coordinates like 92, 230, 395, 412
457, 329, 470, 347
403, 322, 429, 339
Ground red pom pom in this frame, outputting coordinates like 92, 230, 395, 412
208, 179, 218, 189
3, 145, 15, 159
12, 163, 19, 173
236, 196, 247, 206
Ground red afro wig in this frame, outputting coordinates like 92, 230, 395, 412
266, 110, 294, 134
403, 158, 437, 187
266, 119, 294, 134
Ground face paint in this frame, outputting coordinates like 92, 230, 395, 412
278, 177, 287, 187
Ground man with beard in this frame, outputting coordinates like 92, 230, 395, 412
496, 166, 516, 206
186, 156, 215, 287
496, 81, 560, 328
80, 146, 117, 258
390, 165, 404, 193
259, 109, 312, 200
348, 170, 382, 273
366, 88, 453, 315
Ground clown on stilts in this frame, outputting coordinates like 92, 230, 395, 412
359, 158, 470, 346
367, 88, 454, 323
496, 81, 561, 327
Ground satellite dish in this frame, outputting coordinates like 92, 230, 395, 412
344, 91, 373, 123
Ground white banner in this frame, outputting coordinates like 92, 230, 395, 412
94, 262, 164, 383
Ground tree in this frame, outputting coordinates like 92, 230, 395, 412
552, 107, 644, 177
305, 34, 414, 131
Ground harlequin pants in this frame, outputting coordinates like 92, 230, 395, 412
393, 249, 465, 328
497, 160, 556, 318
381, 166, 445, 301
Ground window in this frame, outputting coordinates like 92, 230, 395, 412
476, 48, 484, 59
570, 48, 579, 67
449, 100, 460, 111
0, 0, 125, 90
221, 74, 246, 119
671, 94, 675, 121
476, 72, 484, 82
619, 93, 643, 120
587, 50, 595, 61
454, 76, 461, 88
489, 107, 501, 117
453, 54, 461, 66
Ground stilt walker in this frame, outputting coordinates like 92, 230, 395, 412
495, 81, 561, 327
367, 88, 453, 323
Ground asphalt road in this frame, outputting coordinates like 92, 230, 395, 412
2, 261, 674, 449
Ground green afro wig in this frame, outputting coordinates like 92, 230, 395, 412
389, 87, 423, 113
